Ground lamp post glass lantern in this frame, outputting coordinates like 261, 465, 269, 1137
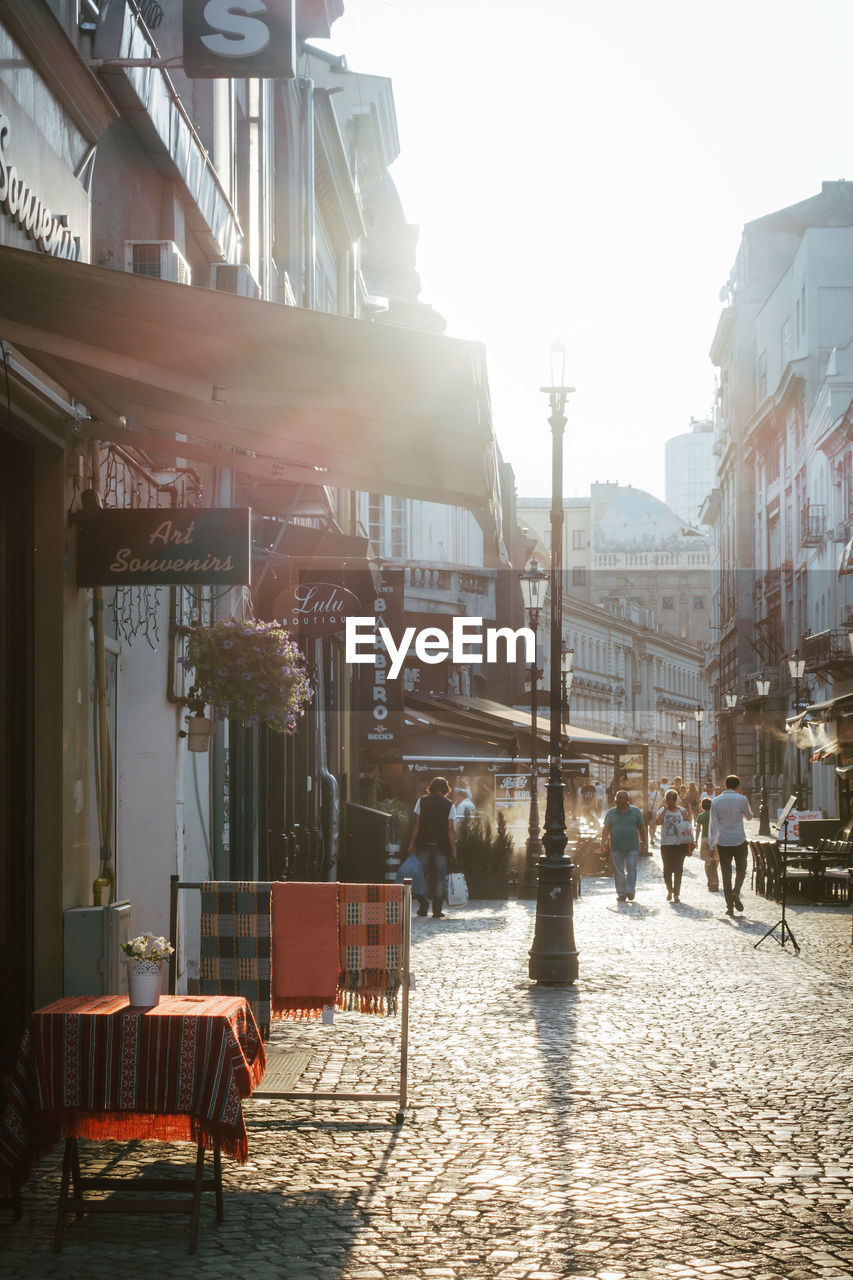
756, 676, 771, 835
528, 345, 579, 985
694, 705, 704, 785
519, 560, 548, 872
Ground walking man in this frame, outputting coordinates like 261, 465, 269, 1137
602, 789, 648, 902
709, 773, 753, 917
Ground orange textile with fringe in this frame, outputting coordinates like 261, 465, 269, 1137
270, 881, 340, 1020
0, 994, 265, 1194
337, 882, 404, 1015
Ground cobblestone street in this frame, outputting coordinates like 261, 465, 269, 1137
3, 851, 853, 1279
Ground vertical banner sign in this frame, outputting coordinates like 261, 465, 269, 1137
356, 568, 404, 748
182, 0, 296, 79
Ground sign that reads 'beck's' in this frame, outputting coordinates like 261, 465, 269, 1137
182, 0, 296, 79
77, 508, 250, 587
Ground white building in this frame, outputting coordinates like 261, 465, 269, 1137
665, 418, 716, 528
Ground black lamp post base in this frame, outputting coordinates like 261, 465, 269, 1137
758, 799, 771, 837
528, 856, 579, 984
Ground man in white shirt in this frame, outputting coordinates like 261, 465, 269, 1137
709, 773, 753, 917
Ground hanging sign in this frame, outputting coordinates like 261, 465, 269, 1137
182, 0, 296, 78
77, 508, 250, 586
272, 581, 362, 636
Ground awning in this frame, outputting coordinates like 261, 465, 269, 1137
787, 692, 853, 731
407, 692, 630, 755
0, 247, 504, 554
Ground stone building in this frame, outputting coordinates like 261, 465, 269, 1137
708, 182, 853, 820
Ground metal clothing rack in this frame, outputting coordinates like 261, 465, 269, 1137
169, 877, 411, 1123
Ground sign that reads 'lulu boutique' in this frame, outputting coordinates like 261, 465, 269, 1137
77, 508, 251, 587
0, 115, 82, 260
273, 581, 362, 637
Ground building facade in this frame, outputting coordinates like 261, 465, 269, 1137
0, 0, 503, 1069
709, 182, 853, 821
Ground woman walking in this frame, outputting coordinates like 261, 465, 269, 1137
656, 787, 695, 903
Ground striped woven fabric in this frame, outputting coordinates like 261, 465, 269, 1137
199, 881, 272, 1037
0, 994, 266, 1194
337, 883, 404, 1015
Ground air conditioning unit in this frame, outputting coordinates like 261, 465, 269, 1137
64, 901, 132, 997
125, 239, 192, 285
210, 262, 261, 299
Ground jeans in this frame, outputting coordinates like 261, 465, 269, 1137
717, 842, 748, 906
660, 844, 690, 895
416, 846, 449, 915
611, 847, 639, 897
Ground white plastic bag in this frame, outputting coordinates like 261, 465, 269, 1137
447, 872, 469, 906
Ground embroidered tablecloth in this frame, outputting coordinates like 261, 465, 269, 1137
0, 994, 266, 1194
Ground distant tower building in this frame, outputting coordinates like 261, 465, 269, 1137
665, 418, 716, 527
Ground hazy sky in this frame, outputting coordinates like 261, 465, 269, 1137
313, 0, 853, 503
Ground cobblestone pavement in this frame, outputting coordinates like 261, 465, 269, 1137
3, 850, 853, 1279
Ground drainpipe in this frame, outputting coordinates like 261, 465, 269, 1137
300, 77, 315, 309
314, 637, 339, 880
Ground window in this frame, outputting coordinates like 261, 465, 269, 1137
757, 351, 767, 403
693, 595, 705, 610
572, 566, 586, 586
572, 529, 586, 550
662, 596, 674, 610
781, 318, 792, 368
367, 493, 408, 560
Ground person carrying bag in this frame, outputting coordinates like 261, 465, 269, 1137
408, 776, 457, 919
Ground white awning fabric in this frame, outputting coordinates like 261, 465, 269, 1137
0, 247, 504, 554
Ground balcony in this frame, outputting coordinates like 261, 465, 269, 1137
802, 629, 853, 678
801, 503, 827, 547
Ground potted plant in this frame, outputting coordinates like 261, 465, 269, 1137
180, 618, 312, 741
456, 813, 513, 900
121, 933, 175, 1008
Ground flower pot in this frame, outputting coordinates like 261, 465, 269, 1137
187, 716, 214, 752
127, 959, 163, 1008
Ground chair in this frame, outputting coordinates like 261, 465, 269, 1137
748, 841, 766, 896
764, 840, 812, 901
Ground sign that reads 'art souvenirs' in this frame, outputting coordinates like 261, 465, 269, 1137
77, 508, 250, 586
182, 0, 296, 78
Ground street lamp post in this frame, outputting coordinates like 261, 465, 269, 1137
695, 704, 704, 785
519, 560, 547, 875
756, 675, 771, 835
528, 345, 579, 985
677, 719, 687, 780
561, 643, 574, 731
725, 689, 738, 779
787, 649, 806, 810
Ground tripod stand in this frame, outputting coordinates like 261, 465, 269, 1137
755, 796, 800, 953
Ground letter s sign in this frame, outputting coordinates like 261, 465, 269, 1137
182, 0, 295, 78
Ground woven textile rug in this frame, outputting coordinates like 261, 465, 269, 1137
199, 881, 272, 1037
337, 883, 404, 1015
271, 882, 339, 1021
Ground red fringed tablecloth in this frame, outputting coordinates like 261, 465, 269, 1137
0, 994, 266, 1194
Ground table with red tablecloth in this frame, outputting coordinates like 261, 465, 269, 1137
0, 994, 266, 1196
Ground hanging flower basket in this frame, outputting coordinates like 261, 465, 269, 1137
181, 618, 312, 734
